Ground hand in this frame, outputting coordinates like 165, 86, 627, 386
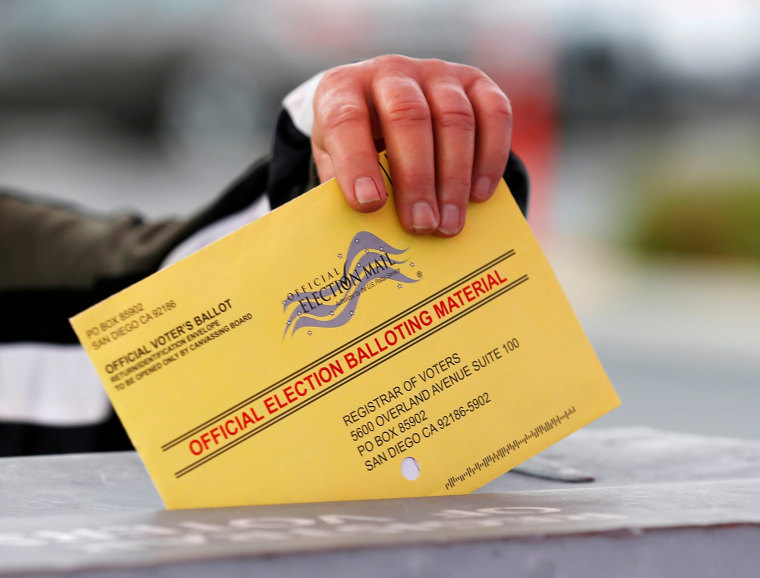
311, 55, 512, 237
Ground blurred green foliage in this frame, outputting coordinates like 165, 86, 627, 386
630, 178, 760, 262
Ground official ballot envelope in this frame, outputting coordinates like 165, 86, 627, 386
70, 154, 620, 509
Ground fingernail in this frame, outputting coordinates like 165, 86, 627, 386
471, 177, 492, 201
411, 202, 438, 232
354, 177, 382, 204
438, 204, 461, 236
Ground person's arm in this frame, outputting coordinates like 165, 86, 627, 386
0, 55, 529, 457
0, 165, 272, 455
0, 157, 270, 343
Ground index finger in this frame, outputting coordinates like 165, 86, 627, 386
312, 68, 388, 213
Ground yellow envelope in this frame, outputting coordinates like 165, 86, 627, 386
71, 154, 619, 509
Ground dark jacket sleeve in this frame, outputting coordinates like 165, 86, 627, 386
0, 159, 271, 456
0, 156, 270, 344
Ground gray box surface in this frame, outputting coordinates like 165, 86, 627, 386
2, 427, 759, 577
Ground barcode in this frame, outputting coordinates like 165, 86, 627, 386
444, 406, 577, 490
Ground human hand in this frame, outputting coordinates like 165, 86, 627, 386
311, 55, 512, 237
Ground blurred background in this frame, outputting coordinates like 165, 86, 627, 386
1, 0, 758, 439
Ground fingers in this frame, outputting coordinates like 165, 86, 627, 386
312, 56, 512, 236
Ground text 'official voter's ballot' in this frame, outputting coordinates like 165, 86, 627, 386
71, 154, 619, 509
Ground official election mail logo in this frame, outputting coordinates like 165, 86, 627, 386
283, 232, 418, 336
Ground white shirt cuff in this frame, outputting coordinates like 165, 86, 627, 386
282, 70, 326, 137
